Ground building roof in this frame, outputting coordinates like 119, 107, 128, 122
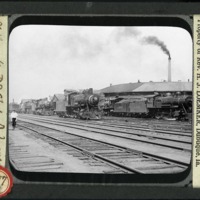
133, 82, 192, 92
100, 82, 192, 94
64, 89, 78, 93
100, 82, 143, 93
52, 94, 65, 102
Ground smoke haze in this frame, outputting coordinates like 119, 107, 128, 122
114, 27, 141, 43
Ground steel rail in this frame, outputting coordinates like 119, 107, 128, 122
18, 117, 192, 151
18, 124, 143, 174
20, 114, 192, 136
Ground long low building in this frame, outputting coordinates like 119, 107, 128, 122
99, 81, 192, 98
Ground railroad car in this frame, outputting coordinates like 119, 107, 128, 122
107, 94, 192, 120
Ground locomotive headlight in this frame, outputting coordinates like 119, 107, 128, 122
88, 95, 99, 106
93, 96, 98, 102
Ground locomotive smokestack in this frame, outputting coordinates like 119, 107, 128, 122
168, 56, 171, 82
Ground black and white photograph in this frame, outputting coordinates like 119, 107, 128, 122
8, 25, 192, 174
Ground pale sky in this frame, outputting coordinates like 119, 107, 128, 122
9, 25, 192, 103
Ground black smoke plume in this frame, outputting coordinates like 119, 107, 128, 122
141, 36, 171, 59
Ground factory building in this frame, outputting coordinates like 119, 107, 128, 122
19, 98, 52, 114
20, 99, 36, 114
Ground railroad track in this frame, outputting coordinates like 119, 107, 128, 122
21, 114, 192, 134
103, 115, 191, 126
16, 116, 191, 163
105, 116, 192, 125
100, 117, 192, 132
16, 121, 188, 174
18, 115, 192, 151
56, 117, 192, 136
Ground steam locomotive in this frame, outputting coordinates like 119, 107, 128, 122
58, 88, 103, 120
103, 93, 192, 120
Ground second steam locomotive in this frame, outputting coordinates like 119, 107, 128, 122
103, 93, 192, 121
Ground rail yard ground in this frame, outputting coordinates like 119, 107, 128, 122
9, 114, 192, 174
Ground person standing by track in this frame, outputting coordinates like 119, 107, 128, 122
11, 110, 18, 130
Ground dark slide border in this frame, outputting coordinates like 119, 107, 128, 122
1, 1, 199, 199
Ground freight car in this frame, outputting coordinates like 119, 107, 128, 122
108, 94, 192, 120
57, 88, 103, 120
